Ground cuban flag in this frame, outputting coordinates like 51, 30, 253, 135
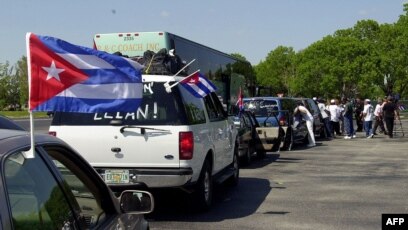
26, 33, 143, 113
180, 71, 217, 98
236, 87, 244, 111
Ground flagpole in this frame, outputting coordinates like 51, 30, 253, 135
164, 59, 196, 93
23, 32, 35, 158
165, 69, 200, 93
172, 59, 195, 77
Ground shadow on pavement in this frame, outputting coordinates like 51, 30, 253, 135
242, 153, 280, 169
147, 177, 274, 222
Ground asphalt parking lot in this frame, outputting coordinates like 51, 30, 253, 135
148, 126, 408, 230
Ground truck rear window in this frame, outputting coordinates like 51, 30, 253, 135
244, 100, 278, 117
51, 82, 189, 126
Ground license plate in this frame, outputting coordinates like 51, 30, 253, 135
104, 170, 130, 184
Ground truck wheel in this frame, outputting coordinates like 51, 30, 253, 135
227, 148, 240, 186
256, 150, 266, 159
282, 128, 293, 151
193, 159, 213, 211
241, 147, 252, 166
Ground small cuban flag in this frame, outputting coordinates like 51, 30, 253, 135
180, 71, 217, 98
26, 33, 143, 113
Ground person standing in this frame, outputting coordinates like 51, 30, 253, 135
382, 96, 400, 138
372, 97, 386, 135
338, 99, 345, 135
294, 102, 316, 147
354, 98, 364, 132
328, 99, 341, 137
318, 99, 332, 139
343, 98, 356, 139
362, 99, 374, 138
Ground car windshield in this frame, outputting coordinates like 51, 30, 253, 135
244, 100, 278, 117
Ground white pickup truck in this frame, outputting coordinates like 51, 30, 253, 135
49, 75, 239, 210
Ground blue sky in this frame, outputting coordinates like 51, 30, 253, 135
0, 0, 406, 66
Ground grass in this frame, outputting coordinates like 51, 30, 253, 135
0, 111, 49, 119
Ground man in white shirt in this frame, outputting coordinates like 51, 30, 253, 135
317, 99, 332, 139
372, 97, 386, 135
328, 99, 342, 137
294, 102, 316, 147
363, 99, 374, 138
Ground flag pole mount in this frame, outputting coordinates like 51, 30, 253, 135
164, 59, 196, 93
22, 111, 35, 158
23, 32, 35, 159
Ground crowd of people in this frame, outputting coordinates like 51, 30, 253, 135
316, 96, 401, 140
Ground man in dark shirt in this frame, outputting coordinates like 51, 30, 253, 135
354, 98, 364, 132
382, 96, 400, 138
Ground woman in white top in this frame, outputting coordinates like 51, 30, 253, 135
294, 102, 316, 147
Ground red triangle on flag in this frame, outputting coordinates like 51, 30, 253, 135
28, 34, 89, 110
181, 71, 200, 84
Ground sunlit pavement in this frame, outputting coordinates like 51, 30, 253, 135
148, 124, 408, 230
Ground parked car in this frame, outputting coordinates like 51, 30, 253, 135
0, 115, 25, 131
0, 129, 154, 230
243, 97, 309, 151
234, 111, 257, 165
49, 75, 239, 211
294, 98, 325, 138
234, 110, 283, 165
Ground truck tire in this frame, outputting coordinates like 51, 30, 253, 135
193, 159, 213, 211
227, 146, 240, 186
241, 147, 252, 166
256, 150, 266, 159
281, 128, 293, 151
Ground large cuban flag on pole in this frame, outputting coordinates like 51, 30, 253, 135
27, 33, 143, 113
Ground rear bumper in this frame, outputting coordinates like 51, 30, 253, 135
96, 167, 193, 188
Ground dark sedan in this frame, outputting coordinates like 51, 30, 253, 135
0, 115, 25, 131
0, 129, 153, 230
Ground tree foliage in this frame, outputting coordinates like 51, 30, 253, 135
0, 57, 28, 110
255, 3, 408, 100
255, 46, 296, 96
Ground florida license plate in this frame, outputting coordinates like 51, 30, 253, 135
104, 170, 130, 183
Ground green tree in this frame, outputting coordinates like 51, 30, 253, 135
0, 62, 16, 109
15, 56, 28, 108
255, 46, 296, 96
230, 53, 256, 93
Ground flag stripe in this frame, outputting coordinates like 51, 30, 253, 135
195, 82, 212, 95
58, 53, 115, 69
33, 97, 142, 113
198, 77, 216, 92
188, 84, 207, 97
38, 35, 95, 55
56, 83, 143, 99
80, 69, 141, 84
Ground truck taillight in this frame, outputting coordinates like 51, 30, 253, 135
48, 131, 56, 136
179, 132, 194, 160
279, 116, 286, 126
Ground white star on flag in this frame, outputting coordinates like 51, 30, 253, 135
42, 60, 64, 81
